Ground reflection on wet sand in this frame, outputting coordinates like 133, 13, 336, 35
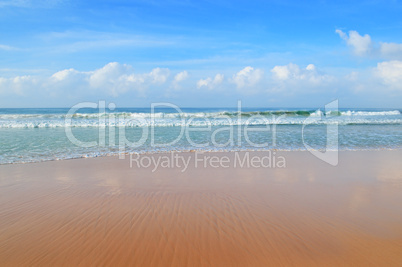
0, 151, 401, 266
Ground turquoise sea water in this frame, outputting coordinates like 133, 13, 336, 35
0, 107, 401, 164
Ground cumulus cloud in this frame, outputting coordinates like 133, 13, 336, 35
170, 70, 189, 90
197, 73, 224, 90
51, 68, 80, 82
13, 76, 39, 95
0, 62, 171, 97
174, 71, 189, 83
375, 60, 402, 90
89, 62, 132, 89
269, 63, 335, 94
87, 63, 170, 96
46, 68, 88, 96
271, 63, 331, 84
88, 63, 170, 96
0, 75, 39, 96
148, 67, 170, 84
336, 29, 402, 59
231, 67, 263, 89
336, 29, 372, 56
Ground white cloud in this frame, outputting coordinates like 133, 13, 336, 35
269, 63, 335, 94
89, 62, 131, 86
170, 70, 189, 90
231, 67, 263, 89
12, 76, 37, 95
271, 63, 331, 84
51, 68, 79, 81
46, 68, 88, 96
214, 73, 224, 83
336, 29, 372, 56
148, 67, 170, 84
379, 42, 402, 58
271, 63, 292, 80
306, 64, 315, 71
375, 60, 402, 90
336, 29, 402, 59
168, 70, 189, 90
0, 62, 171, 97
87, 63, 170, 96
197, 73, 224, 90
174, 71, 189, 82
0, 75, 38, 96
88, 62, 136, 96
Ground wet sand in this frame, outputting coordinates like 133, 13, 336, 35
0, 151, 402, 266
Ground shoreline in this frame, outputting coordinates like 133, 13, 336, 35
1, 150, 402, 266
2, 147, 402, 166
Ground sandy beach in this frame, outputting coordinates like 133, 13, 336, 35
0, 150, 402, 266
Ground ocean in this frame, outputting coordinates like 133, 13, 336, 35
0, 106, 401, 164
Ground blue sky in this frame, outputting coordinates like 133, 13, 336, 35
1, 0, 402, 108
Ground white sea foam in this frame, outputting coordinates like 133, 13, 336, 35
0, 109, 400, 120
339, 110, 401, 116
1, 108, 401, 164
1, 117, 401, 128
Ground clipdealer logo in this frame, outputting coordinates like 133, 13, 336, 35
64, 100, 339, 168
